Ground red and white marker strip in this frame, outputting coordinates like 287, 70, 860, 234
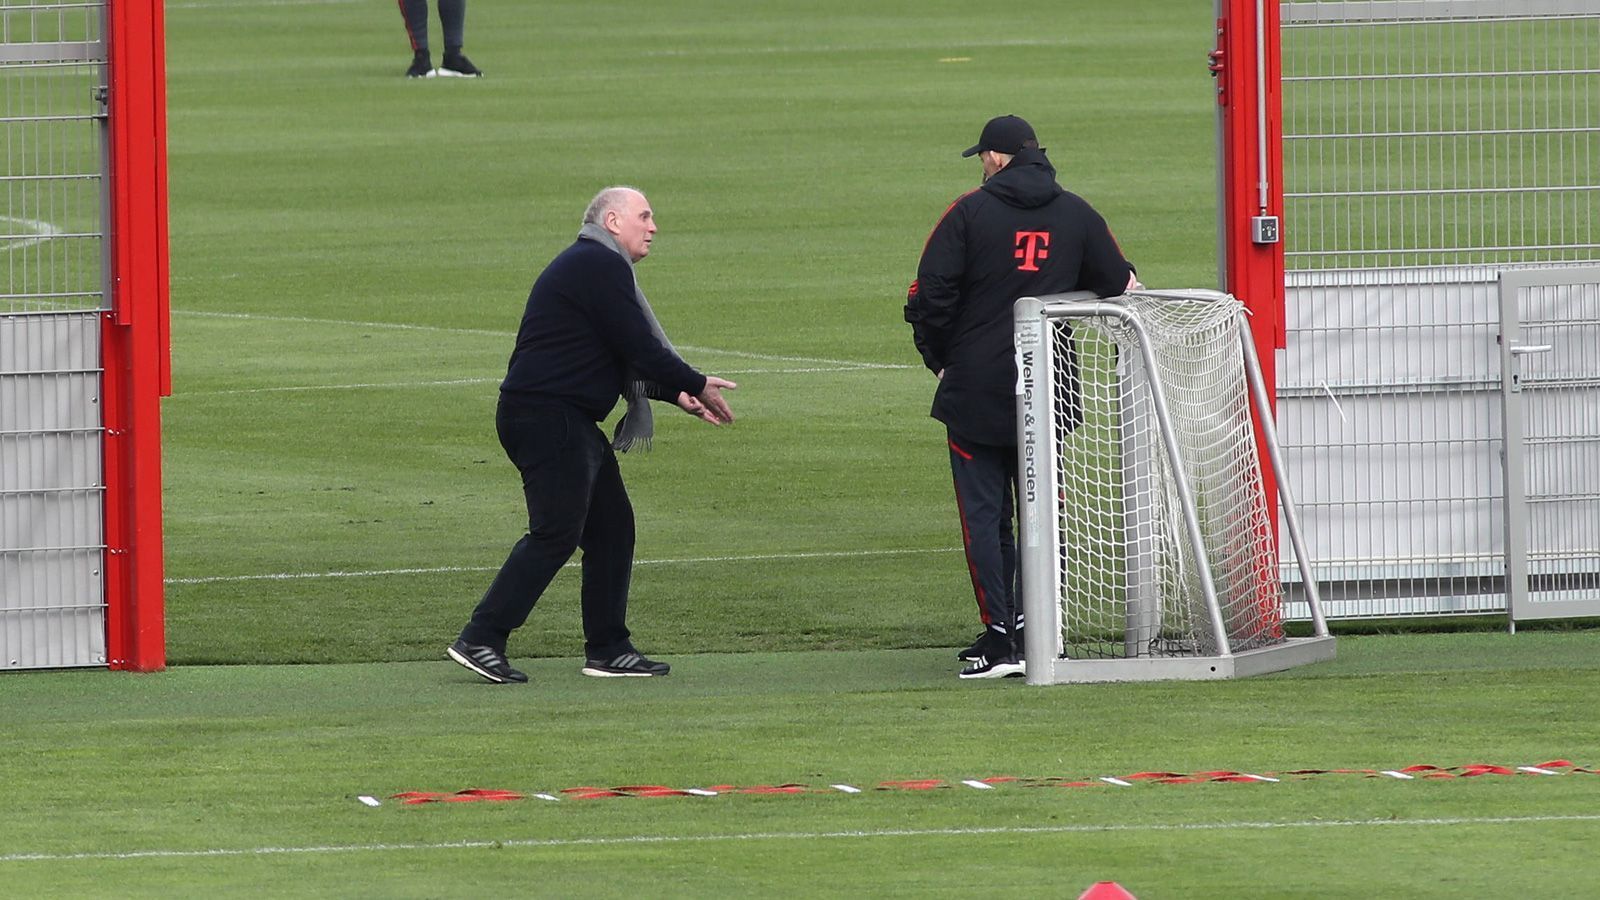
374, 760, 1596, 806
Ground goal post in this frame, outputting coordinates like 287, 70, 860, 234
1014, 289, 1332, 684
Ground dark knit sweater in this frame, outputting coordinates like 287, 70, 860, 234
500, 237, 706, 420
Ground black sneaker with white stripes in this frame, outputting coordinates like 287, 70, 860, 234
958, 654, 1025, 680
447, 639, 527, 684
581, 650, 670, 678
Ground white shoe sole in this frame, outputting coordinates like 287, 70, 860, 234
581, 666, 665, 678
958, 661, 1026, 680
435, 68, 481, 78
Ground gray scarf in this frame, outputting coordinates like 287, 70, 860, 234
577, 221, 680, 452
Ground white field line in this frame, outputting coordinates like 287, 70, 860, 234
181, 378, 501, 396
7, 815, 1600, 864
171, 309, 912, 371
0, 216, 60, 253
167, 0, 359, 8
677, 344, 913, 371
165, 547, 961, 586
174, 362, 900, 396
173, 309, 506, 338
639, 37, 1076, 58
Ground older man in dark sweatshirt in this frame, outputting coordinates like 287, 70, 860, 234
449, 187, 736, 684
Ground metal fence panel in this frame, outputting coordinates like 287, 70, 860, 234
1, 0, 107, 668
1499, 268, 1600, 624
1279, 268, 1511, 617
1, 312, 105, 668
1278, 3, 1600, 619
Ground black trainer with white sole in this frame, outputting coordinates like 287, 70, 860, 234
581, 650, 670, 677
958, 655, 1026, 679
447, 640, 528, 683
405, 50, 435, 78
437, 52, 482, 77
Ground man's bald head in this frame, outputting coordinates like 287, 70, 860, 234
583, 186, 656, 262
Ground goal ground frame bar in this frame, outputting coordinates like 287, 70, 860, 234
1014, 290, 1333, 685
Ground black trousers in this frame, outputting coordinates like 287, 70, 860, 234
398, 0, 466, 53
947, 430, 1022, 644
460, 402, 634, 660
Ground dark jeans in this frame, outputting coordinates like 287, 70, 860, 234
947, 430, 1022, 647
460, 401, 635, 660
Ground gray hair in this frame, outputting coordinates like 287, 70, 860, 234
582, 186, 645, 226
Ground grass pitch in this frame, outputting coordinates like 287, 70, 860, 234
159, 0, 1219, 663
4, 0, 1598, 895
3, 634, 1599, 897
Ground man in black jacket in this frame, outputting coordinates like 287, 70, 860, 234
905, 115, 1135, 678
448, 187, 736, 684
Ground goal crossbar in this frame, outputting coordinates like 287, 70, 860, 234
1014, 289, 1332, 684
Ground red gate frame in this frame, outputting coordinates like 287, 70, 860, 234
85, 3, 1273, 670
102, 0, 171, 671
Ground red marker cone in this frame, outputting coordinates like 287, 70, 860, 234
1078, 882, 1138, 900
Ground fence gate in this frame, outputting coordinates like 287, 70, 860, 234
1272, 0, 1600, 622
1, 0, 168, 671
1499, 268, 1600, 626
1, 1, 108, 668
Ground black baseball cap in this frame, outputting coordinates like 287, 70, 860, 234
961, 115, 1038, 157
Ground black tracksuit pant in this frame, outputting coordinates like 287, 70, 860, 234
460, 401, 634, 660
398, 0, 465, 54
947, 430, 1023, 650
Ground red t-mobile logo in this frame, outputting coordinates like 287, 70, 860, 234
1014, 231, 1050, 271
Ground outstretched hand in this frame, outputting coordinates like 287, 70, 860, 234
677, 376, 737, 425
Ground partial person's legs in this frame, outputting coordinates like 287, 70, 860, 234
458, 406, 597, 655
948, 432, 1025, 678
574, 434, 672, 677
435, 0, 483, 77
949, 434, 1015, 636
576, 437, 635, 660
437, 0, 465, 54
397, 0, 433, 76
998, 453, 1021, 644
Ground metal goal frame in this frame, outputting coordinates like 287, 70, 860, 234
1014, 290, 1333, 684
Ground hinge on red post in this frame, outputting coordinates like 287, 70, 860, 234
1209, 20, 1227, 106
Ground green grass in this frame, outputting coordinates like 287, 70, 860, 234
3, 634, 1600, 897
159, 0, 1220, 666
6, 0, 1599, 895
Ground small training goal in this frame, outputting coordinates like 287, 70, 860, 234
1013, 289, 1333, 683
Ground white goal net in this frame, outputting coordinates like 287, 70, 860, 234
1014, 290, 1333, 683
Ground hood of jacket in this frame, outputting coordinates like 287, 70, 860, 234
979, 146, 1063, 210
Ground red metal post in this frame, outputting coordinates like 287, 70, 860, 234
1215, 0, 1285, 532
103, 0, 171, 671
